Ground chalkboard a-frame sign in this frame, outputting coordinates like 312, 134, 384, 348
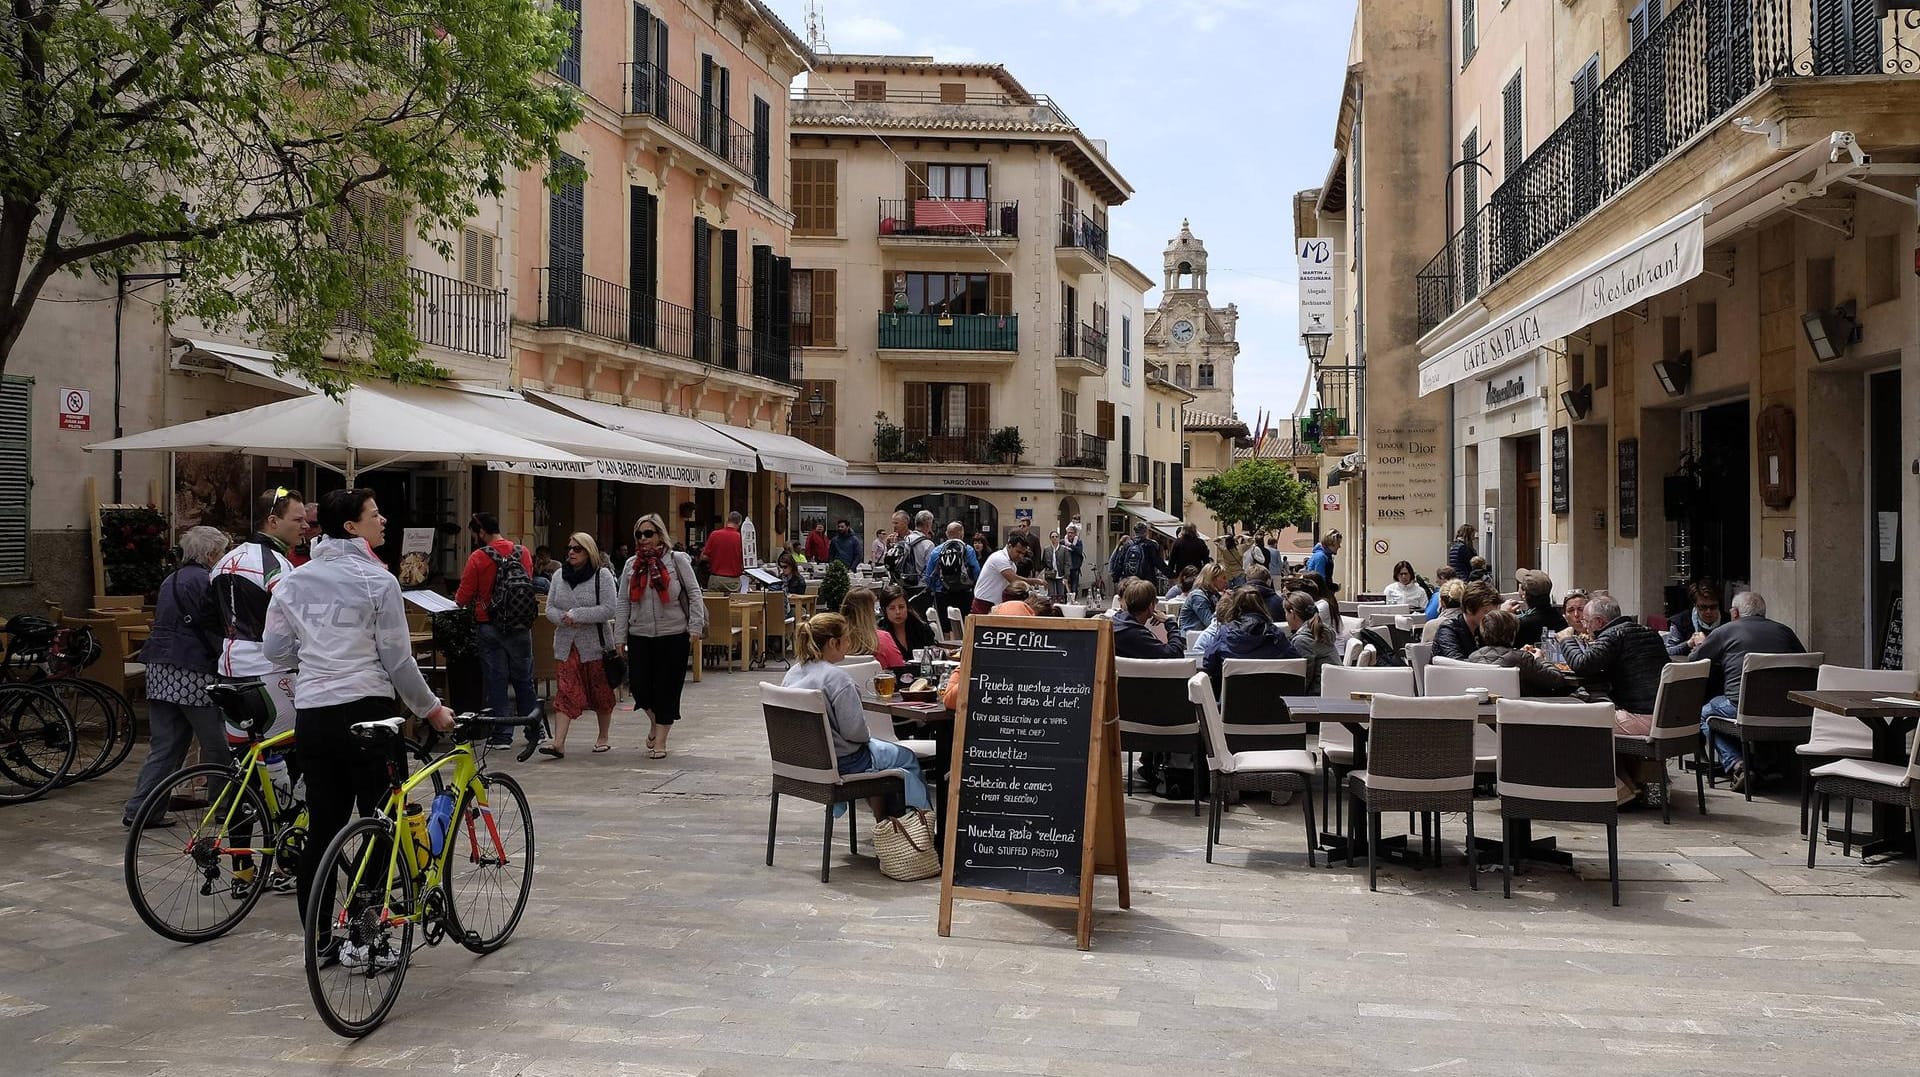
938, 615, 1129, 951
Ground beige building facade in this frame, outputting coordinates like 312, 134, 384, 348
1145, 223, 1239, 419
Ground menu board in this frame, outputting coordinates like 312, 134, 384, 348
1550, 427, 1571, 516
1617, 438, 1639, 538
1882, 594, 1903, 672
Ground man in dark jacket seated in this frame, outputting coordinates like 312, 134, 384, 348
1467, 609, 1568, 696
1561, 591, 1670, 805
1111, 579, 1184, 659
1433, 580, 1500, 660
1201, 587, 1298, 691
1512, 569, 1567, 645
1694, 591, 1806, 791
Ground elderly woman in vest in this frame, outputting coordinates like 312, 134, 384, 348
121, 525, 231, 827
540, 532, 620, 759
614, 513, 707, 759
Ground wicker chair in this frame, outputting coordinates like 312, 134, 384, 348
759, 683, 907, 882
1318, 666, 1415, 842
1705, 652, 1823, 801
1613, 659, 1713, 824
1220, 658, 1309, 751
1806, 731, 1920, 877
1347, 693, 1479, 892
1496, 699, 1621, 904
1191, 672, 1317, 866
1796, 666, 1920, 837
1116, 656, 1202, 814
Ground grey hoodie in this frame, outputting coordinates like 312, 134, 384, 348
262, 537, 440, 717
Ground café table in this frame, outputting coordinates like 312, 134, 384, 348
1282, 695, 1593, 869
860, 692, 956, 843
727, 599, 764, 670
1788, 689, 1920, 859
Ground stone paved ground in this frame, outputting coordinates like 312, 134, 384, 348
4, 668, 1920, 1075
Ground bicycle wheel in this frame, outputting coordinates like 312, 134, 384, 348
0, 685, 76, 804
305, 816, 414, 1038
443, 771, 534, 954
76, 678, 137, 778
123, 763, 273, 942
40, 680, 120, 783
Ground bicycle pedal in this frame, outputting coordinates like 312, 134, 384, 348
464, 931, 482, 946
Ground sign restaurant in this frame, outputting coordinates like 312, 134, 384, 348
1482, 369, 1531, 412
489, 458, 725, 488
1419, 202, 1708, 396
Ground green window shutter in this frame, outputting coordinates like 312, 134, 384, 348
0, 377, 32, 579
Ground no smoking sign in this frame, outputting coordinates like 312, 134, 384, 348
58, 387, 91, 431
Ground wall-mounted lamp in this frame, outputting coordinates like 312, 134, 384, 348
1560, 383, 1593, 420
1801, 300, 1861, 363
1301, 330, 1332, 362
1652, 351, 1692, 397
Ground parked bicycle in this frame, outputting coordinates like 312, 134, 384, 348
0, 681, 78, 804
2, 616, 134, 782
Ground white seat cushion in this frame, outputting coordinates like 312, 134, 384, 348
1320, 745, 1356, 766
1797, 725, 1873, 758
898, 739, 937, 759
1230, 749, 1317, 775
1810, 757, 1910, 787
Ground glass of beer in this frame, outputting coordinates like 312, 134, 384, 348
874, 671, 896, 699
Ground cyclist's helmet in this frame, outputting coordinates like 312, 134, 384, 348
50, 626, 101, 671
207, 680, 277, 741
3, 615, 57, 658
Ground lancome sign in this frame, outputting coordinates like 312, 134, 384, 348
1419, 202, 1708, 396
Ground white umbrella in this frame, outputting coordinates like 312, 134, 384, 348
86, 385, 592, 483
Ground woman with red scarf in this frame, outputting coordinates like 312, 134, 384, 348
612, 513, 708, 758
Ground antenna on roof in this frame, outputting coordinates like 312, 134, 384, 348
805, 0, 831, 53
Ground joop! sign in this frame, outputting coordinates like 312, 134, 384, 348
1482, 370, 1530, 412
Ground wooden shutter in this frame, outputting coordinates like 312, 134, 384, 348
752, 242, 773, 343
692, 217, 711, 361
0, 377, 28, 579
1096, 400, 1114, 440
1120, 415, 1132, 480
791, 159, 835, 236
988, 272, 1012, 316
1629, 0, 1660, 49
854, 80, 885, 101
628, 185, 657, 345
940, 82, 966, 104
770, 254, 792, 371
557, 0, 582, 83
1171, 462, 1184, 518
965, 383, 990, 435
549, 157, 585, 328
811, 268, 837, 346
460, 227, 498, 287
904, 382, 929, 436
700, 55, 715, 148
720, 228, 739, 368
752, 96, 771, 195
1572, 54, 1598, 109
1462, 0, 1476, 58
631, 4, 651, 110
653, 19, 669, 119
1502, 73, 1522, 180
905, 162, 928, 205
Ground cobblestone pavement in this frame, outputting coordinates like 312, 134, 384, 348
4, 668, 1919, 1075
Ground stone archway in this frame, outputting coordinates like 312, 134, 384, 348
896, 493, 999, 542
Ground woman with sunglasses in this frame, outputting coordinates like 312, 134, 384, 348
613, 514, 707, 759
541, 533, 619, 758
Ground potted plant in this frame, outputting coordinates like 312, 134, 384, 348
873, 411, 905, 462
818, 560, 851, 612
988, 426, 1024, 464
99, 506, 172, 598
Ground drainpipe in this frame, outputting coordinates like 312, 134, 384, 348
1351, 82, 1367, 595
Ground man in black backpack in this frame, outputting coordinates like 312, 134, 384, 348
455, 513, 542, 749
1107, 522, 1168, 591
920, 520, 980, 635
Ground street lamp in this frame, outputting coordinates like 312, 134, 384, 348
1301, 330, 1331, 363
806, 386, 826, 421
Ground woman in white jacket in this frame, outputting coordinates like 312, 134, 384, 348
613, 513, 708, 759
540, 532, 619, 758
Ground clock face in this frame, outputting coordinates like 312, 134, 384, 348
1171, 319, 1196, 344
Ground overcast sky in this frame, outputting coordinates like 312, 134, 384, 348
766, 0, 1358, 428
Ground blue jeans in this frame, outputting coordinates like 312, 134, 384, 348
477, 622, 539, 740
1700, 695, 1742, 773
835, 740, 932, 818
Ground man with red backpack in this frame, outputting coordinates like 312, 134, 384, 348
455, 513, 542, 749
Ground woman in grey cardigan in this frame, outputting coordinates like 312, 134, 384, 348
614, 513, 708, 758
540, 532, 620, 759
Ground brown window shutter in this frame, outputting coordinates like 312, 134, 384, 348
790, 161, 812, 234
940, 82, 966, 104
988, 273, 1012, 315
818, 161, 837, 233
1096, 400, 1115, 440
905, 162, 927, 205
904, 381, 929, 435
965, 382, 990, 434
820, 379, 837, 453
812, 268, 837, 346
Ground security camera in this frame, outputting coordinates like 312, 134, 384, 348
1829, 130, 1869, 166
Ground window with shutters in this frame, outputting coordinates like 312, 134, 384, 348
1119, 415, 1132, 479
1121, 315, 1132, 385
1628, 0, 1661, 49
1175, 364, 1190, 388
699, 55, 731, 158
1572, 54, 1599, 110
1460, 130, 1480, 301
459, 227, 499, 289
1152, 461, 1166, 510
1198, 363, 1215, 388
328, 190, 405, 258
631, 4, 668, 118
790, 159, 837, 236
548, 157, 585, 328
794, 379, 836, 452
1461, 0, 1477, 65
0, 377, 28, 579
854, 80, 886, 101
556, 0, 582, 84
902, 271, 997, 315
1060, 390, 1078, 439
752, 97, 771, 197
908, 381, 987, 436
940, 82, 967, 104
1502, 73, 1523, 180
789, 268, 835, 346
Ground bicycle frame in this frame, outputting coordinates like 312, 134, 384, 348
199, 729, 297, 859
339, 741, 511, 930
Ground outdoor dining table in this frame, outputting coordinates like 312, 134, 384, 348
1788, 689, 1920, 859
1281, 694, 1596, 870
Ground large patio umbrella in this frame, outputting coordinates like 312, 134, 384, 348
85, 385, 592, 483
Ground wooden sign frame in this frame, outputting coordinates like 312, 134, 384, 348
937, 615, 1128, 951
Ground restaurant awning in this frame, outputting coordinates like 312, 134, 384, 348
528, 390, 848, 478
178, 338, 314, 393
1113, 500, 1194, 540
1417, 201, 1710, 396
84, 385, 591, 483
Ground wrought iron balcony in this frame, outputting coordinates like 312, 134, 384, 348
1056, 212, 1108, 261
790, 85, 1078, 130
877, 198, 1019, 239
876, 429, 994, 465
1058, 432, 1108, 470
1056, 321, 1108, 367
1416, 0, 1917, 334
876, 311, 1019, 352
533, 268, 792, 383
620, 61, 755, 177
336, 266, 509, 359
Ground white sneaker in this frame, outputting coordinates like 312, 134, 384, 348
336, 940, 401, 971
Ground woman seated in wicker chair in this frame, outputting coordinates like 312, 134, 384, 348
781, 613, 931, 820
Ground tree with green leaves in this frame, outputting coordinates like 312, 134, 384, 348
1192, 459, 1315, 536
0, 1, 583, 392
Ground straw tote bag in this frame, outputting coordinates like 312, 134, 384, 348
874, 809, 940, 881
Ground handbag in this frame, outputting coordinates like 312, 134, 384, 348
592, 570, 627, 689
873, 809, 940, 881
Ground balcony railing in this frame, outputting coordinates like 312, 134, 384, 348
1056, 321, 1108, 366
1058, 432, 1108, 470
337, 266, 508, 359
877, 198, 1019, 239
1057, 212, 1108, 261
877, 429, 994, 465
791, 86, 1078, 129
876, 311, 1019, 352
533, 268, 792, 383
620, 61, 755, 177
1416, 0, 1917, 334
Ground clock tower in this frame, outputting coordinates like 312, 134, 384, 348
1146, 220, 1238, 418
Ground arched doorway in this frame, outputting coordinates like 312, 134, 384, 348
794, 491, 866, 543
1056, 496, 1081, 535
896, 493, 998, 542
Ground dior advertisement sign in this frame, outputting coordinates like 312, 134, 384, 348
1419, 201, 1709, 396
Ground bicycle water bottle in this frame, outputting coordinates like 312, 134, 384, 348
426, 790, 457, 857
262, 750, 291, 801
404, 802, 431, 862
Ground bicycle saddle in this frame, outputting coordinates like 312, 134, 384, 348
206, 680, 277, 738
349, 716, 407, 739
